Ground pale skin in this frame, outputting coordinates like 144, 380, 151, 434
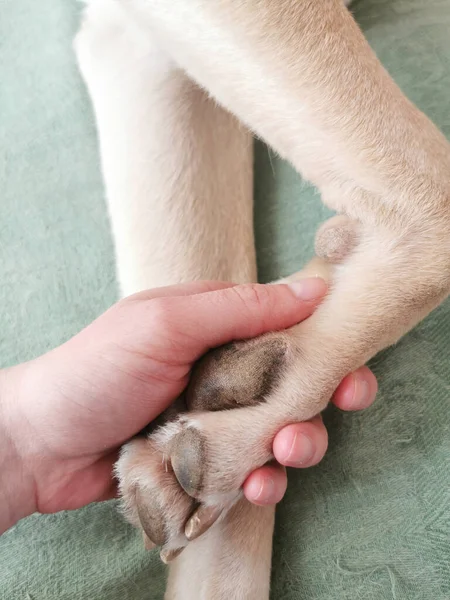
0, 279, 376, 535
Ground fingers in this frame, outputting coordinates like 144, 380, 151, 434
273, 416, 328, 468
150, 278, 328, 362
272, 367, 377, 471
243, 462, 287, 505
332, 365, 378, 411
245, 415, 329, 506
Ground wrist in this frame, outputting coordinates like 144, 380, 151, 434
0, 364, 37, 533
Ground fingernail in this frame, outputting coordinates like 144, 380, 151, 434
247, 476, 275, 504
352, 376, 370, 410
288, 278, 327, 301
285, 432, 315, 466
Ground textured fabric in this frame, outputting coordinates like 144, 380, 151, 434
1, 1, 449, 599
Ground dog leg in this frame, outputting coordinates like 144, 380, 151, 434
75, 2, 277, 598
75, 0, 256, 295
115, 0, 450, 562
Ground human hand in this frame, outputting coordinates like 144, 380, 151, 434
1, 279, 376, 531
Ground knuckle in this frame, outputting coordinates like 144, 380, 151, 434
145, 298, 174, 334
232, 284, 273, 317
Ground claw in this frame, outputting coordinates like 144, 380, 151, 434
160, 547, 183, 564
185, 504, 223, 541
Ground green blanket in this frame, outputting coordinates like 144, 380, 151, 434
1, 1, 449, 598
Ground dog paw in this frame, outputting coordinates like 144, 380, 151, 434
116, 215, 359, 560
115, 332, 292, 561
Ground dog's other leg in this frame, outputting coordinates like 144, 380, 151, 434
75, 2, 274, 599
75, 0, 256, 295
116, 0, 450, 540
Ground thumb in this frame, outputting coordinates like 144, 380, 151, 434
156, 278, 327, 361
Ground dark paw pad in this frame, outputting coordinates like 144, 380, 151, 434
186, 335, 289, 412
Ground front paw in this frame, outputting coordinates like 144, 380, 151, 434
116, 216, 358, 560
115, 331, 294, 561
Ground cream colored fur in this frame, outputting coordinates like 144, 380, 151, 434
75, 0, 450, 598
